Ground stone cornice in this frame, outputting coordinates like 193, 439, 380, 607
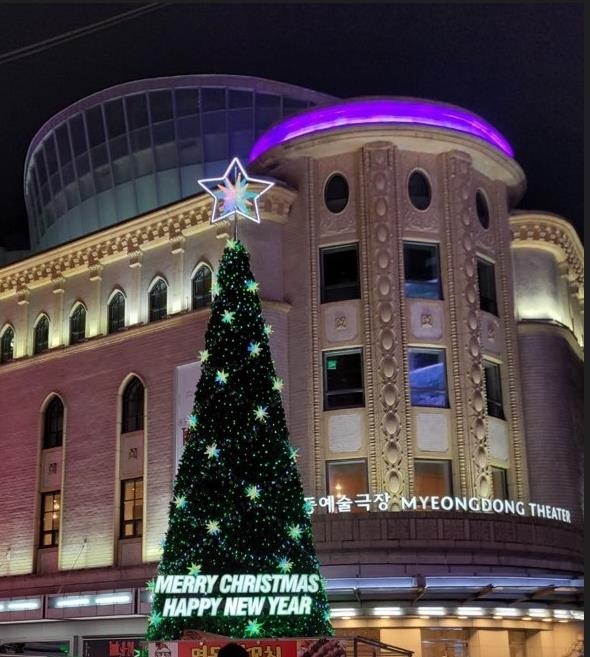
0, 186, 296, 299
510, 212, 584, 289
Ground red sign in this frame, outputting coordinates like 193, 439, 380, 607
179, 641, 297, 657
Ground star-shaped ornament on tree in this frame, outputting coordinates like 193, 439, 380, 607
198, 158, 274, 235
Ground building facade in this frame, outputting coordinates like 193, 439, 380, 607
0, 77, 584, 657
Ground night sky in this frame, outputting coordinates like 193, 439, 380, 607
0, 3, 583, 251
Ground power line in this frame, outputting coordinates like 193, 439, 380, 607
0, 3, 169, 66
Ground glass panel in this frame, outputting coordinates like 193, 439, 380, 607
409, 348, 448, 407
321, 244, 360, 303
408, 170, 431, 210
324, 350, 364, 410
484, 361, 504, 419
85, 106, 106, 147
69, 114, 87, 156
478, 259, 498, 315
177, 115, 200, 139
56, 124, 72, 165
415, 461, 453, 497
44, 137, 58, 175
175, 88, 199, 117
110, 134, 129, 160
229, 90, 253, 108
404, 242, 442, 299
125, 94, 149, 130
105, 98, 126, 138
326, 460, 368, 513
201, 88, 226, 111
149, 90, 173, 123
492, 467, 509, 500
192, 266, 212, 309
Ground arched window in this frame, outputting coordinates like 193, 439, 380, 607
108, 291, 126, 333
44, 396, 64, 449
122, 377, 144, 433
69, 303, 86, 344
149, 279, 167, 322
34, 316, 49, 355
192, 265, 212, 310
1, 325, 14, 363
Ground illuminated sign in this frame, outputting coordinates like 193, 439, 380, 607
154, 574, 321, 618
304, 494, 572, 523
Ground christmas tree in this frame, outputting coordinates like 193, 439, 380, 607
147, 237, 333, 641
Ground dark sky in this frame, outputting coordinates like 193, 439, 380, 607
0, 3, 584, 251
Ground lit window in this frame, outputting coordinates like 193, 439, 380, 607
403, 242, 442, 299
34, 316, 49, 354
408, 348, 449, 408
0, 326, 14, 363
122, 377, 144, 433
43, 396, 64, 449
149, 279, 168, 321
477, 258, 498, 316
324, 174, 349, 213
192, 266, 212, 310
69, 304, 86, 344
415, 460, 453, 497
40, 491, 60, 547
408, 170, 431, 210
320, 244, 360, 303
483, 360, 505, 419
121, 478, 143, 538
326, 459, 368, 512
323, 349, 364, 410
491, 466, 509, 500
108, 291, 126, 333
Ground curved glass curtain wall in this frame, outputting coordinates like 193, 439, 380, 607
24, 78, 336, 251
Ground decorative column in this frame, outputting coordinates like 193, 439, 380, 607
88, 263, 103, 337
363, 142, 410, 509
51, 273, 65, 347
16, 286, 30, 357
444, 152, 490, 499
170, 235, 186, 314
127, 250, 143, 325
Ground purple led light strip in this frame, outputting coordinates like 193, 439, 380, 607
249, 98, 514, 161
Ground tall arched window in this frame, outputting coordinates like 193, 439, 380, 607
122, 377, 144, 433
108, 291, 126, 333
149, 279, 167, 322
44, 396, 64, 449
34, 315, 49, 355
69, 303, 87, 344
0, 325, 14, 363
192, 265, 212, 310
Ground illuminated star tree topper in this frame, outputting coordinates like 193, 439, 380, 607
198, 157, 274, 238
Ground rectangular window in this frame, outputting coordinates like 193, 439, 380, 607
326, 459, 368, 512
492, 466, 509, 500
323, 349, 364, 410
403, 242, 442, 299
415, 460, 453, 498
408, 348, 449, 407
421, 629, 469, 657
320, 244, 360, 303
120, 478, 143, 538
40, 492, 60, 547
484, 360, 505, 419
477, 258, 498, 315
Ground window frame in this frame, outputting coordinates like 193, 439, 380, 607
325, 458, 369, 511
483, 360, 505, 419
491, 466, 509, 500
122, 377, 144, 433
407, 169, 432, 211
120, 477, 143, 539
34, 315, 50, 355
414, 459, 453, 498
0, 325, 14, 363
43, 396, 64, 449
107, 291, 126, 333
69, 303, 87, 344
403, 241, 443, 300
40, 491, 60, 548
477, 257, 498, 316
320, 243, 360, 304
408, 347, 449, 408
192, 265, 213, 310
323, 348, 365, 411
148, 278, 168, 322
